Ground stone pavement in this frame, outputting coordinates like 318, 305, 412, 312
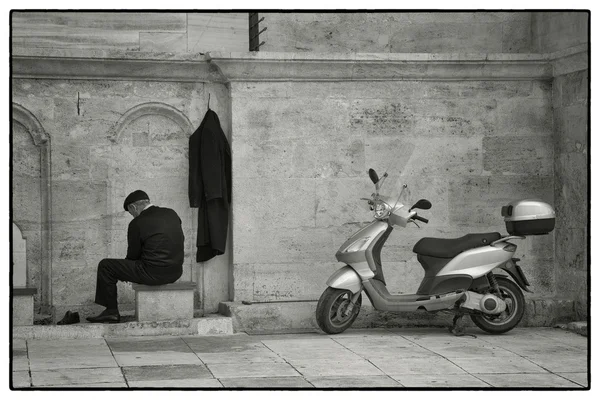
11, 327, 588, 389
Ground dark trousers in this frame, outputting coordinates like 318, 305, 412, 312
94, 258, 183, 309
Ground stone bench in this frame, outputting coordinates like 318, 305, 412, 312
132, 282, 196, 322
13, 287, 37, 326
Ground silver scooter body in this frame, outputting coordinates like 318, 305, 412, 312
326, 176, 527, 315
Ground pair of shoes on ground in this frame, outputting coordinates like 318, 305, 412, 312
86, 308, 120, 323
57, 310, 80, 325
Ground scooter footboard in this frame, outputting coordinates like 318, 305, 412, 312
326, 265, 363, 294
364, 280, 464, 312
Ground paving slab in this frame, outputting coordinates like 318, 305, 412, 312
220, 377, 314, 388
307, 375, 403, 388
106, 336, 192, 352
369, 356, 466, 375
523, 354, 588, 373
556, 372, 589, 387
28, 338, 117, 371
207, 361, 300, 379
261, 338, 353, 360
391, 374, 491, 388
288, 358, 385, 377
128, 378, 223, 388
450, 356, 547, 374
122, 364, 214, 381
40, 382, 129, 388
182, 334, 267, 353
197, 349, 286, 364
11, 371, 31, 388
12, 339, 27, 351
475, 373, 584, 388
12, 355, 30, 372
31, 367, 125, 387
113, 351, 203, 367
332, 337, 440, 359
424, 343, 518, 358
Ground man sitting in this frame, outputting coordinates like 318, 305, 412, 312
87, 190, 185, 323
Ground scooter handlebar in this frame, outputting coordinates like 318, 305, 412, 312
413, 215, 429, 224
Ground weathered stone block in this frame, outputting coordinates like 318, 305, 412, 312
555, 228, 586, 271
555, 269, 587, 296
554, 104, 588, 154
349, 98, 497, 138
449, 176, 553, 227
13, 291, 36, 326
554, 153, 588, 229
52, 180, 107, 223
234, 227, 334, 264
140, 32, 187, 52
51, 262, 99, 306
12, 174, 42, 224
559, 70, 588, 107
233, 178, 316, 229
403, 136, 483, 177
133, 282, 195, 321
502, 17, 532, 52
232, 97, 352, 140
389, 22, 503, 53
235, 263, 340, 302
493, 96, 553, 136
483, 135, 553, 175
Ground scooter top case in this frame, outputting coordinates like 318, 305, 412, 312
502, 199, 555, 236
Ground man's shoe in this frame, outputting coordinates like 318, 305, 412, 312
57, 311, 80, 325
86, 309, 120, 324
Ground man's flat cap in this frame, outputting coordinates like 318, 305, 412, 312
124, 190, 150, 211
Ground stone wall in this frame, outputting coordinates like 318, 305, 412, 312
11, 12, 248, 52
12, 72, 231, 318
532, 12, 589, 53
261, 12, 531, 53
229, 78, 555, 303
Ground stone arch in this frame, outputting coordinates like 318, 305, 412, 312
108, 102, 194, 143
11, 102, 52, 311
12, 103, 50, 146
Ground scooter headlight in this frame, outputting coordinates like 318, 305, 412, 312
373, 200, 391, 219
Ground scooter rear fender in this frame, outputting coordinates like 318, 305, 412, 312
499, 260, 533, 293
326, 265, 363, 294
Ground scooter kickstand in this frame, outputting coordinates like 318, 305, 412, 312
449, 314, 477, 338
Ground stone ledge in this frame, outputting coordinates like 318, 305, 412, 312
220, 297, 581, 334
12, 47, 587, 82
132, 282, 196, 291
13, 287, 37, 296
12, 315, 233, 339
207, 51, 553, 81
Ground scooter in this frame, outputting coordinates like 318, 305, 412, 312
316, 167, 555, 335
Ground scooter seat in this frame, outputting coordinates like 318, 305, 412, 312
412, 232, 501, 259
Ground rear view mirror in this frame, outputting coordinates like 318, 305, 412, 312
411, 199, 432, 210
368, 169, 379, 185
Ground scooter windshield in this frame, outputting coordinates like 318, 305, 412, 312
368, 162, 412, 222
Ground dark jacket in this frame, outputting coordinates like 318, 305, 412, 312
126, 206, 185, 269
189, 109, 232, 262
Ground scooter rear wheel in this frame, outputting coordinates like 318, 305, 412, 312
470, 276, 525, 334
316, 287, 362, 334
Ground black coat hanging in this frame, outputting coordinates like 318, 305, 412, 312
188, 108, 232, 262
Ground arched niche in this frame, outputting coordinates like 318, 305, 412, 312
108, 102, 194, 143
12, 102, 52, 311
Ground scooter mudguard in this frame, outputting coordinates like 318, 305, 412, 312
500, 261, 533, 293
326, 265, 363, 294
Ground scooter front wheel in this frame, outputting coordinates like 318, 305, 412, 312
316, 287, 362, 334
470, 276, 525, 334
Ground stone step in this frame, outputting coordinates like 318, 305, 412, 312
12, 314, 233, 340
219, 297, 580, 334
